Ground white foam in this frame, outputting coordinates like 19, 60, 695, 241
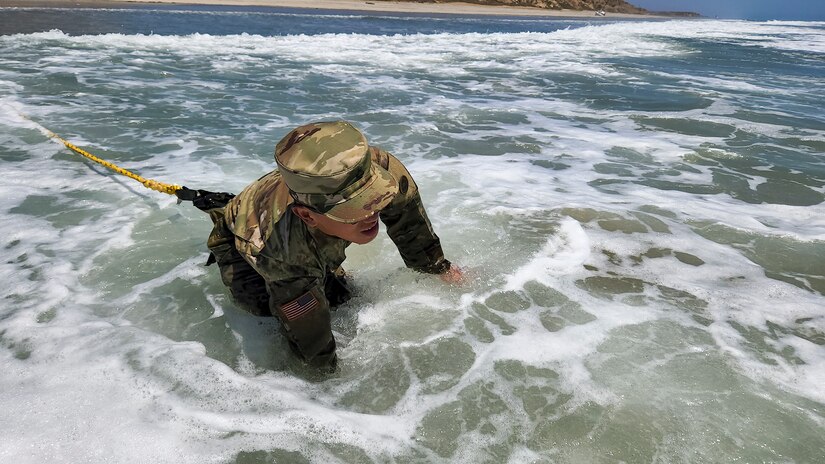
505, 218, 591, 289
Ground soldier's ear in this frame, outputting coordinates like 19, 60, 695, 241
292, 205, 319, 227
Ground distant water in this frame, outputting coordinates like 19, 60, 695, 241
1, 6, 824, 463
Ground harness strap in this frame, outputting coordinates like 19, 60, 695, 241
175, 187, 236, 212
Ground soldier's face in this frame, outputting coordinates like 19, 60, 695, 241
293, 206, 381, 244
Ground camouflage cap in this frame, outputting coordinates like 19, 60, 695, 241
275, 121, 399, 223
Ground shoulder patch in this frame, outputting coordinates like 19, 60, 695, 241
399, 175, 409, 194
280, 290, 320, 321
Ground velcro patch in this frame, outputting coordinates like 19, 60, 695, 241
280, 291, 320, 321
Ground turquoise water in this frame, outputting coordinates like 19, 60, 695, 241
1, 7, 824, 463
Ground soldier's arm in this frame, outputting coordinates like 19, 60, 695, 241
267, 278, 337, 369
372, 148, 451, 274
253, 254, 338, 368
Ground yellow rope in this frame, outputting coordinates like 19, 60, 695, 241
5, 106, 184, 196
45, 128, 182, 196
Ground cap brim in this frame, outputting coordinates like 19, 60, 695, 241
323, 164, 398, 223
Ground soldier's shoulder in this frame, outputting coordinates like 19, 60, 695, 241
225, 170, 293, 256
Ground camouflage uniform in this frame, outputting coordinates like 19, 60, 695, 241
205, 121, 450, 368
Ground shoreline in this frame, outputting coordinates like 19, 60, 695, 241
2, 0, 671, 19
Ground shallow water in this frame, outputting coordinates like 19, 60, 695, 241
1, 8, 824, 463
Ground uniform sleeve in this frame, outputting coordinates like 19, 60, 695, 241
255, 251, 337, 368
373, 149, 451, 274
267, 277, 337, 369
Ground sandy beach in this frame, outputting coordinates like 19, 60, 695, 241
4, 0, 666, 18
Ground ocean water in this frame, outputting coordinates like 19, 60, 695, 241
1, 6, 824, 463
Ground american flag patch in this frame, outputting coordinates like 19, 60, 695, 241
280, 291, 320, 321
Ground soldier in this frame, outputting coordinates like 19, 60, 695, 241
203, 121, 461, 369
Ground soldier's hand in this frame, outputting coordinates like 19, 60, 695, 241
439, 265, 464, 285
